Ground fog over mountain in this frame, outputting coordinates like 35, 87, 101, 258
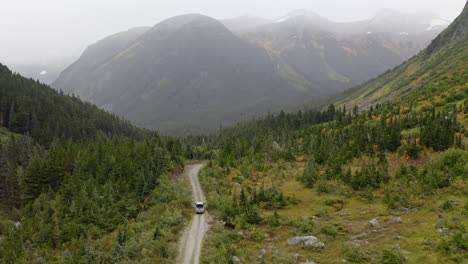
0, 1, 464, 68
53, 8, 451, 134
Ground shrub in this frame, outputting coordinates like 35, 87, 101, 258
431, 148, 468, 178
397, 143, 423, 159
317, 179, 334, 195
269, 210, 282, 228
380, 249, 405, 264
420, 149, 468, 189
300, 220, 315, 234
316, 207, 330, 218
441, 200, 454, 210
250, 229, 266, 242
324, 199, 345, 211
321, 224, 338, 238
341, 244, 367, 263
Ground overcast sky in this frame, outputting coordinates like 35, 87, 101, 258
0, 0, 465, 66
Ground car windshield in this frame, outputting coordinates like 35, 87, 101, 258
196, 204, 204, 208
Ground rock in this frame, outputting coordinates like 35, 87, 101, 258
273, 249, 279, 256
438, 213, 445, 219
304, 239, 325, 249
398, 207, 410, 214
237, 231, 244, 236
303, 216, 309, 221
9, 221, 20, 228
300, 261, 319, 264
341, 259, 348, 263
389, 217, 403, 223
287, 236, 318, 245
411, 208, 418, 212
393, 244, 400, 249
369, 219, 379, 227
272, 141, 282, 150
350, 239, 369, 246
234, 182, 241, 187
436, 221, 443, 228
232, 256, 242, 263
340, 212, 351, 216
290, 253, 300, 260
395, 235, 403, 240
401, 250, 411, 254
258, 249, 266, 258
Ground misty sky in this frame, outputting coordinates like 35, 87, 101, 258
0, 0, 466, 66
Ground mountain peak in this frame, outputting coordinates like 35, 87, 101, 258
275, 9, 325, 23
154, 14, 221, 28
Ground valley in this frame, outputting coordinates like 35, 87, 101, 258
0, 1, 467, 264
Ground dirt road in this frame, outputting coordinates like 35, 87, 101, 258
179, 164, 208, 264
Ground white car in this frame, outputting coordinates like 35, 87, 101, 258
195, 202, 205, 214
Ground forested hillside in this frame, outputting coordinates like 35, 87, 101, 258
0, 64, 197, 263
0, 63, 145, 145
197, 4, 468, 263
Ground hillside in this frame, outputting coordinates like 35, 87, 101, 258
332, 4, 468, 112
53, 11, 445, 135
195, 3, 468, 263
0, 63, 145, 145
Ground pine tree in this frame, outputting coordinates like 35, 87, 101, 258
302, 159, 318, 188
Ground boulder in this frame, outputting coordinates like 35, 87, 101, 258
369, 219, 379, 227
258, 249, 266, 258
287, 236, 318, 245
232, 256, 242, 264
299, 261, 319, 264
398, 207, 410, 214
304, 239, 325, 249
393, 244, 400, 249
438, 213, 445, 219
389, 217, 403, 223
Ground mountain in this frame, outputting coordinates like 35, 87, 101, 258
53, 26, 149, 88
332, 2, 467, 111
53, 11, 447, 135
242, 9, 448, 90
54, 15, 305, 135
